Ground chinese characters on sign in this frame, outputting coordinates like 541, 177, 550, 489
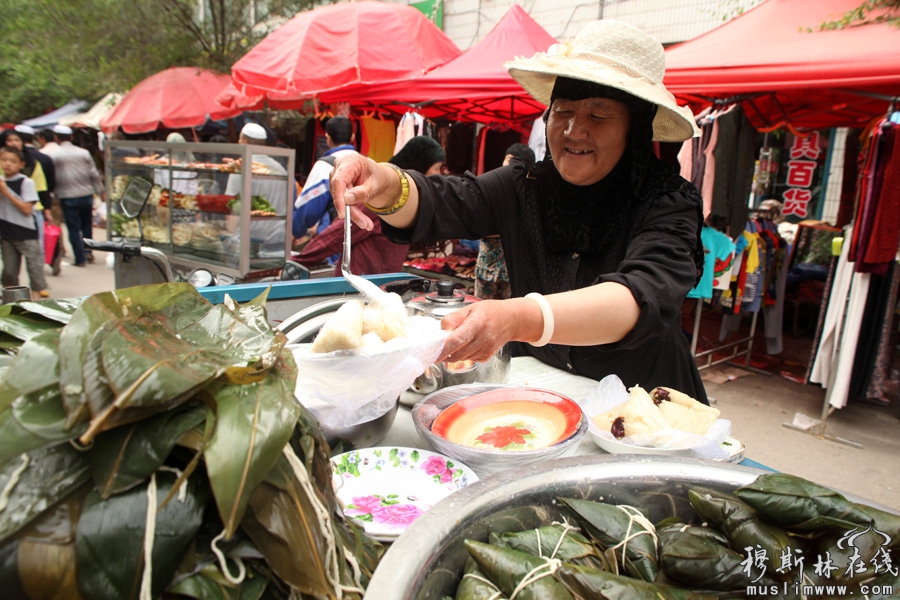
781, 132, 822, 218
742, 526, 897, 597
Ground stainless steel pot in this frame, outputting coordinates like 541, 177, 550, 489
363, 455, 900, 599
392, 279, 511, 393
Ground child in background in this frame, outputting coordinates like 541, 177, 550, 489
0, 146, 49, 299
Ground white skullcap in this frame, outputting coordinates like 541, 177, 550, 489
52, 125, 73, 135
240, 123, 267, 140
15, 124, 36, 135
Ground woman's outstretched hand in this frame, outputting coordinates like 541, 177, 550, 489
437, 299, 530, 363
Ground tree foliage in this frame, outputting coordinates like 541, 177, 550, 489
815, 0, 900, 30
0, 0, 319, 123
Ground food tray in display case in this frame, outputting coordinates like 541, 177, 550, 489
104, 139, 295, 282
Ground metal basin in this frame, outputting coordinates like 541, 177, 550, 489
363, 455, 899, 600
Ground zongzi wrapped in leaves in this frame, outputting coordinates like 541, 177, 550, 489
491, 523, 610, 570
455, 557, 508, 600
733, 473, 874, 533
559, 498, 658, 582
463, 540, 574, 600
657, 525, 771, 591
687, 490, 794, 581
555, 564, 717, 600
656, 521, 730, 547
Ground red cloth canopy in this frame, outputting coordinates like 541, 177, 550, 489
319, 5, 557, 124
664, 0, 900, 131
228, 1, 460, 100
100, 67, 240, 134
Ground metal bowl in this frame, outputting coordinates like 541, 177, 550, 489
412, 384, 587, 477
317, 398, 399, 451
363, 455, 899, 600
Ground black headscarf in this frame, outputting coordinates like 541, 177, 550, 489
530, 76, 703, 283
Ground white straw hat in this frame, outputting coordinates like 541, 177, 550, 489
506, 20, 700, 142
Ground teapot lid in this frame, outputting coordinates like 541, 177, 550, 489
407, 279, 479, 319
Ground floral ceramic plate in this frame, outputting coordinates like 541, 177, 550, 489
430, 388, 584, 451
331, 447, 478, 542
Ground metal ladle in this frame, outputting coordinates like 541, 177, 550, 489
342, 206, 387, 302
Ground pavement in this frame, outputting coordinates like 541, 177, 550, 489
37, 227, 900, 513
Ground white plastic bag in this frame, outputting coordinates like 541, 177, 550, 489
291, 315, 447, 428
582, 375, 732, 460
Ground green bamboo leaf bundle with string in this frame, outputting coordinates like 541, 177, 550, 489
0, 283, 385, 600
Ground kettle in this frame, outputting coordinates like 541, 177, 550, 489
384, 278, 511, 394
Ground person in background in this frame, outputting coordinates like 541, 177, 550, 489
292, 116, 356, 240
224, 123, 289, 255
35, 128, 59, 155
51, 124, 105, 267
293, 136, 445, 276
0, 146, 49, 298
329, 20, 708, 403
475, 143, 537, 299
2, 127, 54, 274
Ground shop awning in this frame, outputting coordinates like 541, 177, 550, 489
22, 99, 89, 128
58, 93, 124, 130
664, 0, 900, 131
317, 5, 557, 124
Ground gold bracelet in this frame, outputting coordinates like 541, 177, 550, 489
366, 163, 409, 215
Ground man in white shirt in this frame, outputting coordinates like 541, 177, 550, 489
224, 123, 290, 256
50, 125, 105, 266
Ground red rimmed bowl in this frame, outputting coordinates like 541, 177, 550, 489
412, 384, 588, 476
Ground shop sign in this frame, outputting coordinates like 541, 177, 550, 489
781, 132, 822, 218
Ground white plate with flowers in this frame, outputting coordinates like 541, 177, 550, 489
331, 446, 479, 542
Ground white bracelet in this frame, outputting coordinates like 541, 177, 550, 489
525, 292, 555, 347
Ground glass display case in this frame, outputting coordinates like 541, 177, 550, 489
104, 139, 295, 282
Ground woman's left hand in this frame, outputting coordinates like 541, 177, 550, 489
437, 299, 524, 363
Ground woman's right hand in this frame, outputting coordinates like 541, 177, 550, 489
329, 152, 385, 231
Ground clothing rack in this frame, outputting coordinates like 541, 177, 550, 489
690, 299, 761, 372
690, 209, 781, 374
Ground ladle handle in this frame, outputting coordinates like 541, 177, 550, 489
342, 205, 351, 271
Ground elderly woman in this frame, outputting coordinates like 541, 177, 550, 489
331, 21, 708, 403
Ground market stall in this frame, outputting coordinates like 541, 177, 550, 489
104, 139, 294, 285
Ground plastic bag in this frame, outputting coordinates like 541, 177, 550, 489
291, 315, 447, 428
581, 375, 732, 460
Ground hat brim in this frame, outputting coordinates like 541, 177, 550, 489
506, 54, 700, 142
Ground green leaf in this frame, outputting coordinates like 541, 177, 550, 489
74, 469, 208, 600
0, 444, 91, 544
205, 357, 301, 538
241, 465, 333, 596
0, 312, 62, 344
58, 284, 207, 431
0, 328, 62, 409
168, 566, 268, 600
0, 384, 86, 467
91, 404, 208, 499
7, 298, 83, 325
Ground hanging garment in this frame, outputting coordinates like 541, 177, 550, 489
710, 105, 757, 237
809, 223, 872, 409
860, 123, 900, 271
359, 116, 396, 163
687, 226, 735, 300
700, 116, 719, 219
849, 262, 899, 400
528, 112, 546, 162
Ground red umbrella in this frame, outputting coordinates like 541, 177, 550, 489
100, 67, 242, 134
229, 1, 460, 98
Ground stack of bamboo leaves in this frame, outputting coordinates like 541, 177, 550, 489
0, 283, 383, 600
